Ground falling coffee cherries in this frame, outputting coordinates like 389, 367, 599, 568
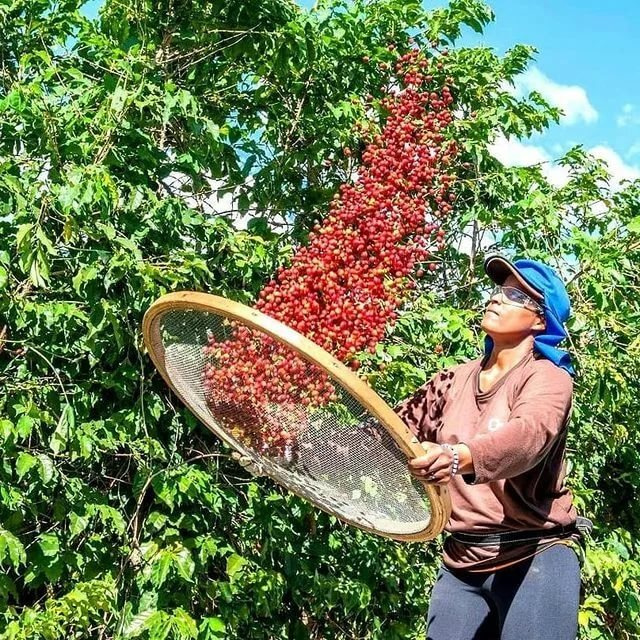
203, 50, 458, 461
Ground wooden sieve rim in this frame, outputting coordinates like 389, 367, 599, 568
143, 291, 451, 542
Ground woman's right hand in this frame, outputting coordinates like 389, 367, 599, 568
408, 442, 474, 484
408, 442, 455, 485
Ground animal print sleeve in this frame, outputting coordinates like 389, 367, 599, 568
393, 369, 454, 443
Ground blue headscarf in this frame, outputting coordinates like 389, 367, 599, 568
483, 256, 575, 377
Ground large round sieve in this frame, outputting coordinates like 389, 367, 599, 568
143, 292, 450, 541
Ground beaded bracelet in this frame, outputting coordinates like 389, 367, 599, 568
441, 444, 460, 476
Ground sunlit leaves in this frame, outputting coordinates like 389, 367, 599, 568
0, 0, 638, 638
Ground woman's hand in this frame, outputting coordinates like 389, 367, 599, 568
408, 442, 455, 484
408, 442, 474, 485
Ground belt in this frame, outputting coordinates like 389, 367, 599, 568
450, 522, 581, 547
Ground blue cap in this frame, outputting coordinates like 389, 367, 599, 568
483, 255, 575, 376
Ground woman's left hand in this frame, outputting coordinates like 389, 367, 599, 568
408, 442, 455, 485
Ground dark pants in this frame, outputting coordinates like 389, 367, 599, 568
426, 544, 581, 640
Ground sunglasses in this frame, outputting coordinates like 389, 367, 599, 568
489, 285, 544, 315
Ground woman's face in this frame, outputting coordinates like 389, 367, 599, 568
481, 274, 546, 340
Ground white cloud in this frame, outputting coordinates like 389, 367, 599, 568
488, 135, 570, 186
544, 164, 573, 188
511, 67, 598, 126
489, 135, 548, 166
489, 136, 640, 189
617, 103, 640, 127
589, 145, 640, 189
627, 142, 640, 158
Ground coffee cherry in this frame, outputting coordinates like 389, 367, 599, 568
203, 50, 459, 461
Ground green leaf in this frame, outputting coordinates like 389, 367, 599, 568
173, 547, 195, 583
38, 533, 60, 557
93, 504, 126, 535
0, 419, 13, 440
37, 453, 55, 484
50, 403, 74, 454
6, 89, 25, 113
199, 617, 226, 640
147, 610, 172, 640
169, 608, 198, 639
241, 154, 257, 178
627, 216, 640, 234
198, 537, 218, 564
15, 452, 38, 480
36, 228, 57, 255
16, 415, 35, 439
361, 476, 379, 497
29, 250, 50, 287
150, 551, 173, 588
0, 265, 8, 290
0, 574, 18, 602
0, 528, 26, 568
69, 511, 91, 539
226, 553, 248, 579
15, 223, 33, 249
151, 476, 176, 509
122, 609, 156, 637
110, 86, 129, 112
72, 264, 100, 295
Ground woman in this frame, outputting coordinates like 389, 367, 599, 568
397, 255, 583, 640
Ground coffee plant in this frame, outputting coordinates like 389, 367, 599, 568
0, 1, 638, 639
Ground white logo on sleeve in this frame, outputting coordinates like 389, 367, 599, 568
487, 418, 504, 432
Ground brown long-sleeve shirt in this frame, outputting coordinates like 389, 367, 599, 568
395, 350, 578, 571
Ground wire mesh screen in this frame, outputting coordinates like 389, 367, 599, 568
154, 307, 432, 537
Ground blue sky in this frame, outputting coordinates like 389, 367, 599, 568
80, 0, 640, 184
296, 0, 640, 184
458, 0, 640, 184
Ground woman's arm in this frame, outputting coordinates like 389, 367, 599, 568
462, 366, 573, 484
394, 369, 453, 443
408, 364, 573, 485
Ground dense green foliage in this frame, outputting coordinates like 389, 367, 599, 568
0, 0, 639, 638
